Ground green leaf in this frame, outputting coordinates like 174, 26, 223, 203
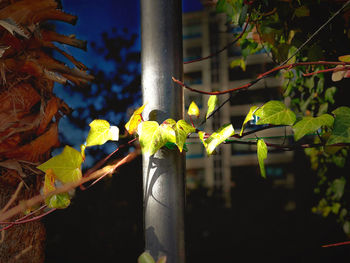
138, 121, 160, 155
325, 86, 337, 104
240, 106, 258, 136
85, 119, 119, 147
46, 193, 70, 209
257, 139, 267, 178
216, 0, 227, 13
294, 6, 310, 17
293, 114, 334, 141
255, 100, 296, 126
238, 4, 248, 26
175, 120, 195, 152
188, 101, 200, 117
206, 95, 218, 119
37, 146, 83, 184
43, 168, 71, 209
125, 104, 146, 134
138, 252, 155, 263
327, 106, 350, 145
198, 131, 208, 148
330, 177, 346, 200
204, 124, 234, 155
138, 120, 177, 156
230, 58, 246, 71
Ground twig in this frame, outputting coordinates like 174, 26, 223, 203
0, 149, 140, 223
322, 240, 350, 248
173, 61, 350, 95
1, 181, 24, 213
303, 66, 350, 77
14, 245, 33, 260
280, 0, 350, 66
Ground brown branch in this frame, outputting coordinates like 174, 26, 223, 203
173, 61, 350, 95
303, 65, 350, 77
0, 149, 140, 223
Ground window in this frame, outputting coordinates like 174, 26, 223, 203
186, 143, 204, 159
229, 88, 282, 106
184, 71, 202, 85
228, 62, 275, 81
184, 46, 202, 62
183, 23, 202, 39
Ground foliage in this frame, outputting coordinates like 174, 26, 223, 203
216, 0, 350, 234
36, 119, 120, 208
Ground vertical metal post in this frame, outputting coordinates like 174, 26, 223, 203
141, 1, 185, 263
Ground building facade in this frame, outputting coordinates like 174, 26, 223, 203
183, 10, 295, 208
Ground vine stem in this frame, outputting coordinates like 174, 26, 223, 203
0, 149, 140, 223
173, 61, 350, 95
303, 65, 350, 77
322, 240, 350, 248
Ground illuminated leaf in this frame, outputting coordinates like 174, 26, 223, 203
125, 104, 146, 134
293, 114, 334, 141
206, 95, 218, 119
332, 65, 346, 82
85, 119, 119, 147
204, 124, 234, 155
138, 120, 176, 156
198, 131, 208, 148
327, 106, 350, 145
80, 144, 86, 160
43, 169, 56, 195
138, 121, 159, 155
175, 120, 196, 152
138, 252, 155, 263
338, 55, 350, 62
230, 58, 246, 71
37, 146, 83, 184
240, 105, 258, 136
46, 192, 71, 209
43, 169, 70, 209
188, 101, 200, 117
255, 100, 296, 126
257, 139, 267, 178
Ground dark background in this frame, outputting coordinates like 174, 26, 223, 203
43, 0, 350, 262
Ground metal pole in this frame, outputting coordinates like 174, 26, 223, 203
141, 1, 185, 263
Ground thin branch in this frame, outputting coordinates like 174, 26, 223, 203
0, 149, 140, 223
303, 66, 350, 77
322, 240, 350, 248
184, 13, 251, 64
281, 0, 350, 66
1, 181, 24, 213
173, 61, 350, 95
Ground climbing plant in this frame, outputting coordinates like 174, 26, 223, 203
1, 0, 350, 259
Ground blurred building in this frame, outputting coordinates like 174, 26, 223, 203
183, 10, 295, 207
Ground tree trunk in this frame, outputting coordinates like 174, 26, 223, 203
0, 1, 92, 262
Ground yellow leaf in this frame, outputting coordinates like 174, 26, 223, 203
85, 119, 119, 147
43, 169, 71, 209
125, 104, 146, 134
43, 168, 56, 195
188, 101, 200, 117
37, 146, 83, 184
